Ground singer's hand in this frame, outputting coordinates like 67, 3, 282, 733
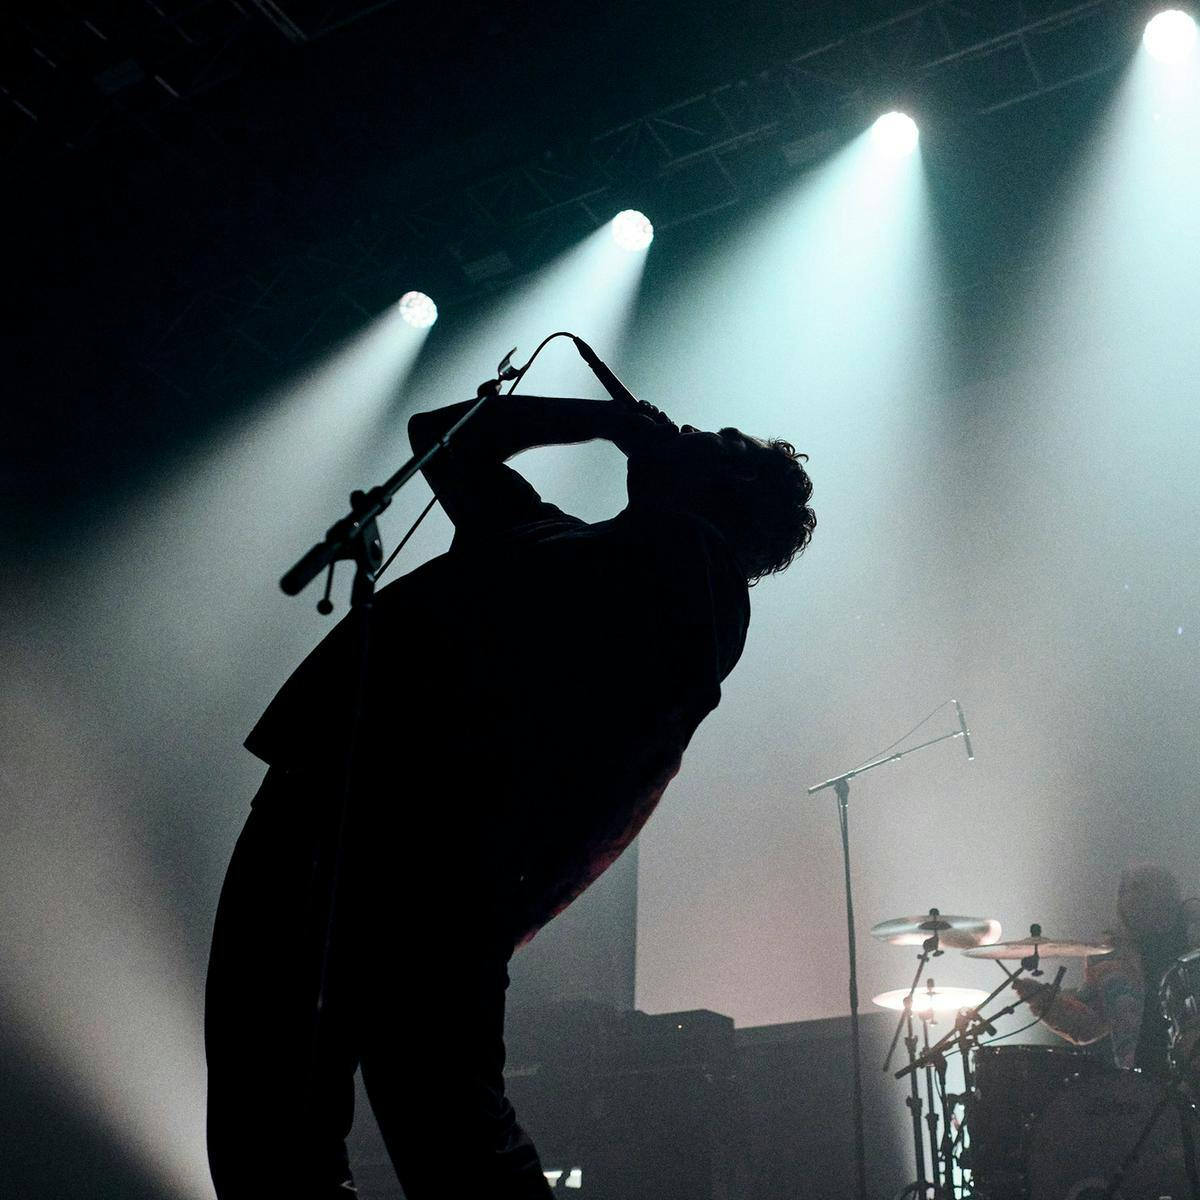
624, 397, 678, 431
607, 407, 680, 457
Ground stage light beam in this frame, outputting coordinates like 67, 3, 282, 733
870, 112, 920, 159
1144, 10, 1199, 63
398, 290, 438, 328
611, 209, 655, 252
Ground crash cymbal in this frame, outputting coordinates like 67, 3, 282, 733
964, 936, 1113, 960
873, 985, 990, 1015
871, 911, 1003, 950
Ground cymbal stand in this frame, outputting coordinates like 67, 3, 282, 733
884, 915, 945, 1071
920, 1005, 947, 1200
908, 983, 965, 1200
893, 995, 932, 1200
950, 1008, 975, 1196
930, 1007, 973, 1200
896, 929, 1060, 1086
884, 916, 945, 1200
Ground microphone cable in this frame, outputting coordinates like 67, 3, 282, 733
846, 698, 956, 775
376, 330, 578, 584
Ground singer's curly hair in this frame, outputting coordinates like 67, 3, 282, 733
704, 435, 816, 584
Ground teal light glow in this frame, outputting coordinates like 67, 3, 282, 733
398, 290, 439, 328
611, 209, 655, 252
1143, 9, 1199, 64
870, 111, 920, 159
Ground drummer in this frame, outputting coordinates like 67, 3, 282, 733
1014, 862, 1200, 1073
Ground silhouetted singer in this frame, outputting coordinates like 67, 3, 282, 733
205, 391, 816, 1198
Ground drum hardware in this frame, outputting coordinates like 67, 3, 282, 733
924, 996, 952, 1200
895, 927, 1070, 1200
970, 1043, 1105, 1195
872, 911, 1004, 952
879, 913, 946, 1200
875, 911, 1200, 1199
897, 934, 1068, 1083
1027, 1060, 1200, 1200
963, 925, 1115, 966
874, 912, 1131, 1199
873, 908, 1001, 1200
1163, 948, 1200, 1095
1094, 967, 1200, 1200
875, 985, 992, 1017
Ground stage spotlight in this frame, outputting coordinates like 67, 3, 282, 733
870, 111, 920, 159
611, 209, 654, 251
1144, 9, 1199, 62
398, 290, 438, 328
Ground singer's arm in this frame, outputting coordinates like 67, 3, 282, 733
408, 395, 666, 533
410, 395, 620, 463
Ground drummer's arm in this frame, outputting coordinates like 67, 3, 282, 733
1012, 977, 1109, 1046
1088, 960, 1141, 1069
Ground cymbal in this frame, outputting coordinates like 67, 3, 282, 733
964, 936, 1113, 960
871, 912, 1003, 950
873, 985, 990, 1015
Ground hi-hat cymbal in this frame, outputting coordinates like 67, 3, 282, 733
873, 985, 990, 1015
964, 936, 1113, 960
871, 912, 1002, 950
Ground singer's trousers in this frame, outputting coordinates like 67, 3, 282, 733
205, 766, 553, 1199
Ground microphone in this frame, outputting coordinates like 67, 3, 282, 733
954, 699, 974, 761
571, 336, 638, 410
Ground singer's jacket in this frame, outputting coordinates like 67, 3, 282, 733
245, 419, 749, 946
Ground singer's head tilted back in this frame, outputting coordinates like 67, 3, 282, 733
625, 424, 816, 584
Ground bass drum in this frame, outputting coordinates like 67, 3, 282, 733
1027, 1068, 1200, 1200
971, 1044, 1102, 1188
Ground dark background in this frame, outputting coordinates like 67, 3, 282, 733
7, 0, 1137, 530
5, 3, 1198, 1199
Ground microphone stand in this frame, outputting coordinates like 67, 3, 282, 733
280, 362, 511, 1106
807, 727, 969, 1200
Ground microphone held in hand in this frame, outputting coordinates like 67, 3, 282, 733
571, 336, 639, 410
954, 699, 974, 761
571, 336, 680, 450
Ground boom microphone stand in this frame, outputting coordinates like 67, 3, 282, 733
807, 722, 971, 1200
280, 356, 515, 1095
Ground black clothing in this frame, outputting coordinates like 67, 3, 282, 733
243, 464, 749, 942
206, 458, 750, 1196
205, 767, 548, 1200
1135, 931, 1183, 1074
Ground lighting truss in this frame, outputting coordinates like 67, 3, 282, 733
15, 0, 1137, 399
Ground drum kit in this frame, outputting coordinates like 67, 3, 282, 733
871, 908, 1200, 1199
